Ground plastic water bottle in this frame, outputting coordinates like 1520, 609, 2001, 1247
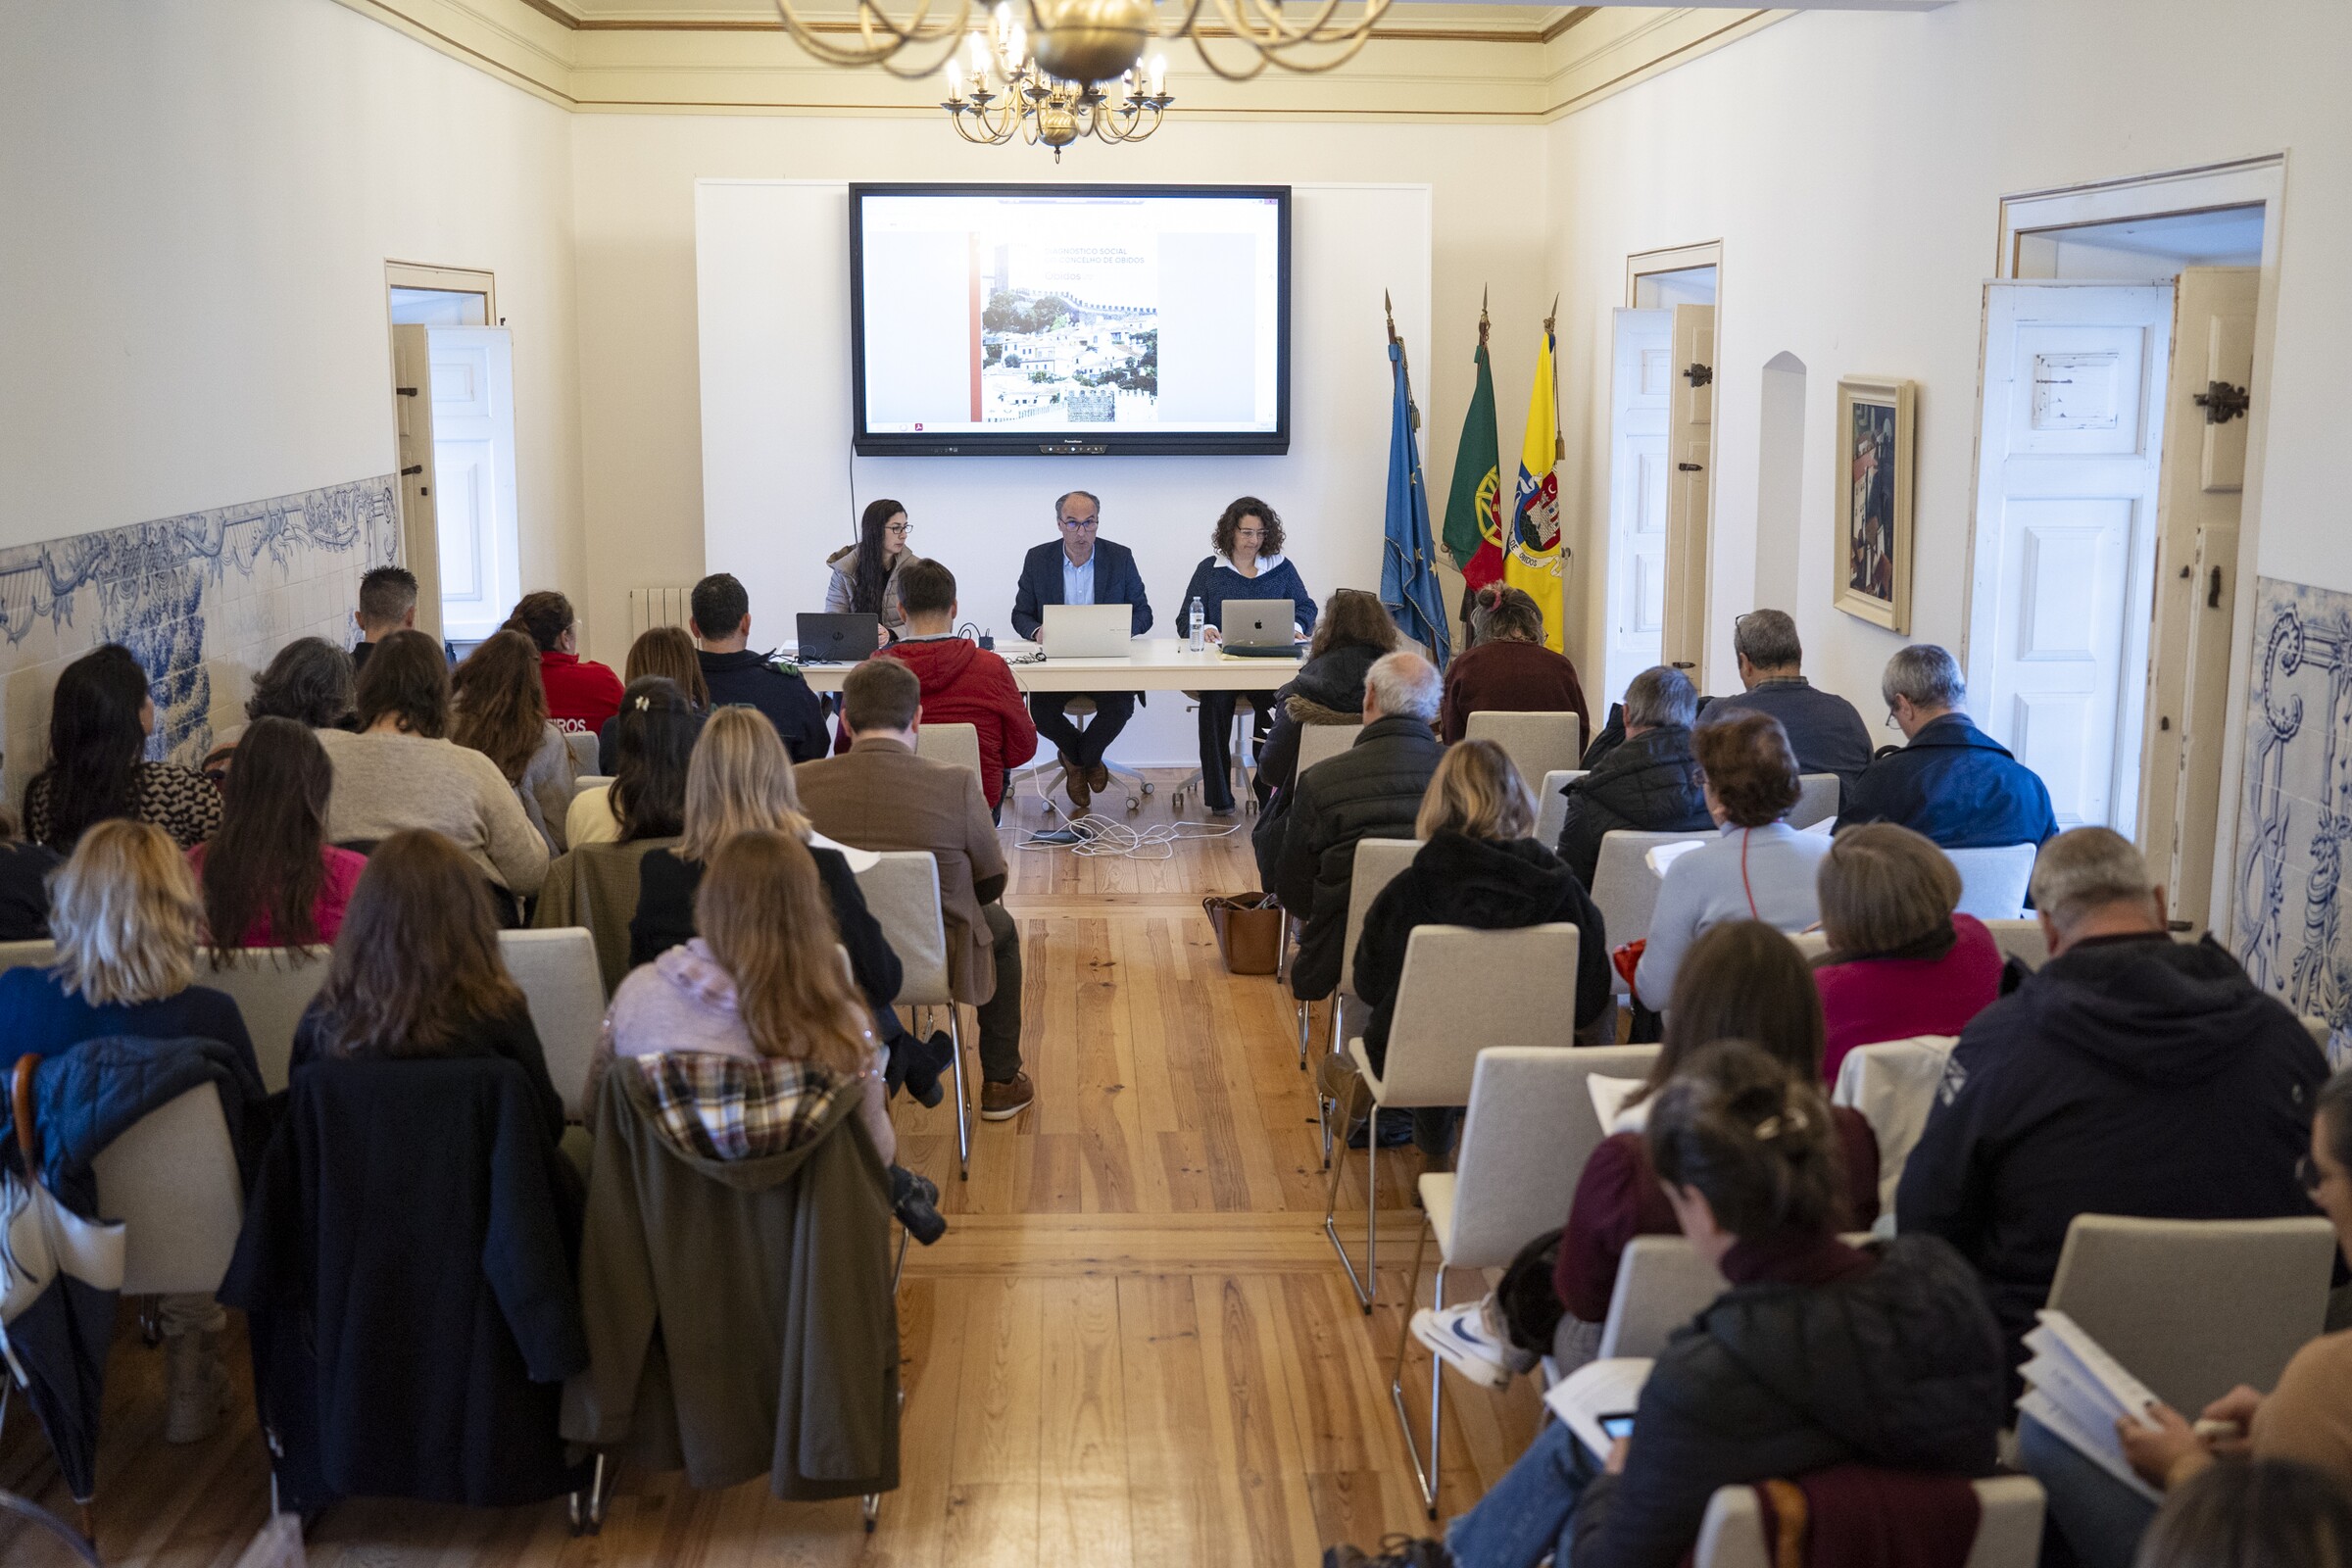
1189, 597, 1206, 653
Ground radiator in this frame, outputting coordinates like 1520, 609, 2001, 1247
628, 587, 692, 642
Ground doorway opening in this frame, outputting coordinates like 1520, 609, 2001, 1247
385, 263, 520, 652
1601, 246, 1719, 709
1968, 180, 2273, 932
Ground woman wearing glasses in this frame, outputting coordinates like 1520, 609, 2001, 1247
824, 498, 924, 647
1175, 496, 1318, 815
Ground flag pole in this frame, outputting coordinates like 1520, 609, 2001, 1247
1547, 293, 1564, 465
1384, 289, 1419, 432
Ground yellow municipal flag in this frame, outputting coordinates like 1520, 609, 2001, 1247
1503, 320, 1567, 652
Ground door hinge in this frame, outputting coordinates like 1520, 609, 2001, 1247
401, 465, 424, 476
1683, 363, 1714, 389
396, 386, 418, 397
1670, 661, 1695, 670
2208, 566, 2225, 609
2192, 380, 2250, 424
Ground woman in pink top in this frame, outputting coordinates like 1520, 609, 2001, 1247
189, 716, 367, 951
1812, 822, 2004, 1082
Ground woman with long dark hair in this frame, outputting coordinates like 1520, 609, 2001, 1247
452, 627, 575, 849
25, 643, 221, 851
567, 676, 698, 850
190, 716, 365, 953
289, 826, 564, 1141
823, 498, 924, 645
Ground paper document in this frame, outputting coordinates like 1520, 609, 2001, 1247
1645, 840, 1704, 877
1587, 1074, 1647, 1135
1543, 1356, 1653, 1461
2018, 1310, 2166, 1503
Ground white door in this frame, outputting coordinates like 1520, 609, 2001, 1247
1603, 308, 1671, 709
424, 326, 521, 643
1662, 303, 1716, 678
2142, 267, 2258, 928
1965, 282, 2174, 832
389, 325, 444, 643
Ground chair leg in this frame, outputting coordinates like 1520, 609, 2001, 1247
1322, 1111, 1378, 1314
862, 1493, 880, 1533
1389, 1223, 1443, 1518
569, 1451, 609, 1537
949, 1005, 971, 1181
894, 1225, 911, 1293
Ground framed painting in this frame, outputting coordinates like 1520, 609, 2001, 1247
1833, 375, 1917, 633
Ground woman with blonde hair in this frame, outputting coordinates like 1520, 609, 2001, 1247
1812, 821, 2003, 1081
602, 829, 893, 1159
0, 817, 258, 1443
451, 627, 575, 850
595, 624, 709, 776
1333, 739, 1610, 1164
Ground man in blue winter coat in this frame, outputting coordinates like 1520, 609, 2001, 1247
1836, 643, 2060, 848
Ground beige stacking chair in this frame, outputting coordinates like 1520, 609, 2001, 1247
1590, 829, 1716, 997
915, 721, 984, 788
565, 730, 601, 776
1308, 836, 1423, 1151
1694, 1476, 2044, 1568
203, 946, 333, 1093
1465, 710, 1584, 796
2045, 1214, 2337, 1414
1294, 722, 1362, 777
571, 773, 613, 800
1533, 769, 1589, 851
854, 850, 968, 1177
1946, 844, 2037, 920
92, 1084, 246, 1301
1830, 1034, 1960, 1224
1787, 772, 1841, 830
0, 938, 54, 974
1983, 917, 2048, 968
1323, 921, 1582, 1311
499, 928, 607, 1121
1596, 1236, 1727, 1360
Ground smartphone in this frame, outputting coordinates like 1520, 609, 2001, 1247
1597, 1412, 1637, 1441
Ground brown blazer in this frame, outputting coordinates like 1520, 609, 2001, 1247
795, 736, 1007, 1004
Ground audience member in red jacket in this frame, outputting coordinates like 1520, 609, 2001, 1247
1438, 584, 1592, 746
873, 559, 1038, 810
1812, 823, 2006, 1084
508, 589, 624, 733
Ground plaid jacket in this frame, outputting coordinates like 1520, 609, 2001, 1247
631, 1051, 857, 1162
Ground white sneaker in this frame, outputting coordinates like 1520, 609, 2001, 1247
1410, 1300, 1514, 1391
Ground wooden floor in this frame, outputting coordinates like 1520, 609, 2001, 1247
0, 775, 1542, 1566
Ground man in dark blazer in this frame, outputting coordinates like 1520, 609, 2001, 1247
1010, 490, 1154, 813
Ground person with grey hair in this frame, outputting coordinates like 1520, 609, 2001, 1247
1835, 643, 2058, 849
1551, 664, 1712, 889
201, 636, 360, 775
1275, 650, 1447, 1005
1009, 490, 1154, 813
1897, 825, 2325, 1380
1708, 609, 1872, 786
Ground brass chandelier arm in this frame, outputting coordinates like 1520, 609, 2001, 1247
1151, 0, 1271, 81
770, 0, 970, 71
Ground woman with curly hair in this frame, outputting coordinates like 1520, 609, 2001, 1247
452, 628, 575, 850
1174, 496, 1319, 814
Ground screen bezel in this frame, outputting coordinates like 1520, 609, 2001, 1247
848, 181, 1293, 458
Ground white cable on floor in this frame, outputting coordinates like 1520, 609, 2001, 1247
1009, 758, 1249, 859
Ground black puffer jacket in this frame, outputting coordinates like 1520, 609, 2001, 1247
1253, 642, 1389, 806
1275, 713, 1446, 1001
1554, 723, 1711, 888
1570, 1234, 2006, 1568
1896, 932, 2326, 1372
1350, 831, 1609, 1071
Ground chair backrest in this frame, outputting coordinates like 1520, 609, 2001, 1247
1983, 917, 2047, 969
1445, 1047, 1614, 1270
1375, 924, 1582, 1105
1693, 1476, 2045, 1568
1465, 710, 1585, 795
1946, 844, 2038, 920
202, 946, 333, 1093
91, 1084, 245, 1297
1553, 1044, 1664, 1197
1787, 930, 1830, 962
916, 721, 985, 786
564, 730, 600, 775
1533, 769, 1590, 852
498, 928, 606, 1121
1337, 836, 1423, 997
854, 850, 951, 1006
1598, 1236, 1726, 1360
1830, 1034, 1959, 1224
1296, 722, 1363, 776
572, 772, 613, 799
1591, 829, 1717, 986
0, 938, 54, 974
1788, 773, 1840, 830
2047, 1214, 2338, 1414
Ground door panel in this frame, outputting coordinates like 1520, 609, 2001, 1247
389, 324, 443, 643
1605, 308, 1672, 707
1662, 304, 1715, 675
424, 326, 519, 643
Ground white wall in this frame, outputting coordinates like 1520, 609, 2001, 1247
1543, 0, 2352, 721
0, 0, 583, 597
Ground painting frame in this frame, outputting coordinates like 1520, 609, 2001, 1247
1833, 375, 1917, 634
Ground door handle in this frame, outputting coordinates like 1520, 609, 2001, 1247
1670, 662, 1695, 670
1678, 463, 1704, 472
2207, 566, 2224, 609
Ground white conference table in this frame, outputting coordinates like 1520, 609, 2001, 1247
786, 638, 1302, 694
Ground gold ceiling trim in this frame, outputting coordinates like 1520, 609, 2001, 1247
516, 0, 1596, 44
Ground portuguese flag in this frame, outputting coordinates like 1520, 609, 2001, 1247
1442, 315, 1506, 595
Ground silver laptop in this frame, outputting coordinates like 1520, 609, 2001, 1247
1220, 598, 1299, 652
1041, 604, 1135, 659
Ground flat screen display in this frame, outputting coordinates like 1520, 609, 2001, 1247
849, 183, 1291, 456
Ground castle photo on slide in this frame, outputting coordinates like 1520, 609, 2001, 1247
979, 241, 1158, 426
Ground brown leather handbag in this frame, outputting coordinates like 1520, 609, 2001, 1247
1202, 893, 1284, 976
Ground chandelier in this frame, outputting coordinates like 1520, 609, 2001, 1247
767, 0, 1392, 85
941, 8, 1173, 159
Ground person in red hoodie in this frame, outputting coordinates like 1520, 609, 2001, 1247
507, 589, 623, 733
875, 559, 1039, 814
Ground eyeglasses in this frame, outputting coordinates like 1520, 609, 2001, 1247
1235, 526, 1266, 540
1884, 710, 1903, 731
886, 519, 912, 536
1059, 516, 1101, 531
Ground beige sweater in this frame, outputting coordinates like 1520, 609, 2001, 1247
316, 729, 550, 894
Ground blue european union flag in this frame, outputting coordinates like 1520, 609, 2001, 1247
1381, 339, 1452, 669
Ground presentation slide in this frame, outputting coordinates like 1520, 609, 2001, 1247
854, 188, 1285, 445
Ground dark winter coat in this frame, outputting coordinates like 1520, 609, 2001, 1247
24, 1034, 269, 1216
701, 648, 830, 763
1275, 713, 1446, 1002
1350, 832, 1610, 1073
1569, 1233, 2007, 1568
1709, 677, 1875, 789
220, 1055, 589, 1513
1251, 642, 1390, 831
1553, 724, 1712, 889
1835, 712, 2059, 849
1896, 932, 2327, 1372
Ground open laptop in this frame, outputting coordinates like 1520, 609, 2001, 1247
1220, 598, 1302, 657
795, 612, 878, 663
1040, 604, 1135, 659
